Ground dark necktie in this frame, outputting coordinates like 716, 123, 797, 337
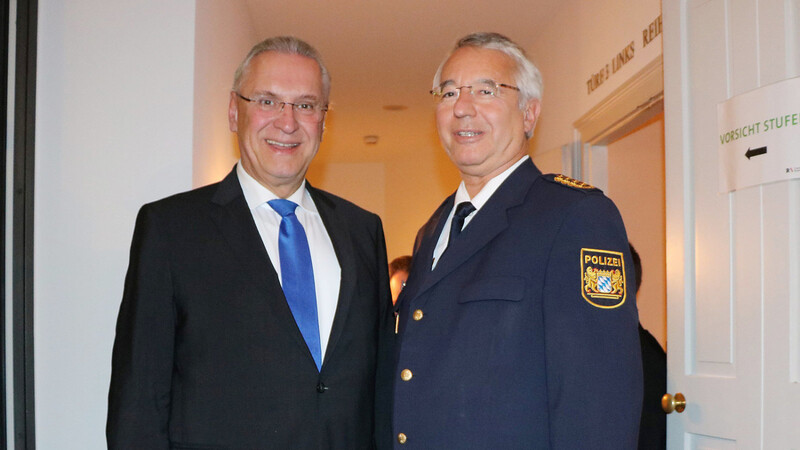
268, 199, 322, 371
448, 201, 476, 246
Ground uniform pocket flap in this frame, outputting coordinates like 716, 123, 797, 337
458, 276, 525, 303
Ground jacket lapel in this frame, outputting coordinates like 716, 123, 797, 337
396, 196, 452, 307
307, 183, 357, 368
209, 168, 277, 291
411, 159, 542, 301
209, 168, 311, 357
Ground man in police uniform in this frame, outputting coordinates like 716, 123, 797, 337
392, 32, 642, 448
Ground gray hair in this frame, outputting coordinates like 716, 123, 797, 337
232, 36, 331, 103
433, 32, 543, 109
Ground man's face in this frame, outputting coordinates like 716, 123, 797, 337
435, 47, 540, 182
229, 51, 325, 197
390, 269, 409, 305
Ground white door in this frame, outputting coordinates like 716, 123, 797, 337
663, 0, 800, 448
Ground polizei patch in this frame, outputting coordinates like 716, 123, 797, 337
581, 248, 626, 309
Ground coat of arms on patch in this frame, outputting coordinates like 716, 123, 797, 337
581, 248, 626, 309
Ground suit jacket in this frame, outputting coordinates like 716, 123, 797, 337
107, 168, 394, 449
638, 324, 666, 450
393, 159, 642, 448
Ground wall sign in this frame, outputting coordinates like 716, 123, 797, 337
586, 14, 662, 95
717, 76, 800, 192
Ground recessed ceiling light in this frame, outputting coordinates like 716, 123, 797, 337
383, 105, 408, 111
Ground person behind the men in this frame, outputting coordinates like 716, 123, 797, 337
629, 243, 667, 450
107, 36, 393, 449
392, 32, 642, 448
389, 255, 412, 304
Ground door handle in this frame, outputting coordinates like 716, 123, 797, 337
661, 392, 686, 413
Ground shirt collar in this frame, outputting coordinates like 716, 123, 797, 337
236, 162, 318, 214
454, 155, 529, 210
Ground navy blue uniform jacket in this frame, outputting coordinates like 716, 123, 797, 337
107, 167, 394, 449
393, 159, 642, 448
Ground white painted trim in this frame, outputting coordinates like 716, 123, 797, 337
582, 144, 609, 193
574, 56, 664, 145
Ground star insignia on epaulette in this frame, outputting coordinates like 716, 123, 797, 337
553, 174, 595, 189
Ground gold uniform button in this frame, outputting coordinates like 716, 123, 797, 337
397, 433, 407, 444
400, 369, 413, 381
412, 309, 424, 321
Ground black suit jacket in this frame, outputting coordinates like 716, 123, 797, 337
638, 324, 667, 450
108, 168, 393, 449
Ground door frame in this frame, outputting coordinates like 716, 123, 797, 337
5, 0, 39, 448
573, 57, 664, 191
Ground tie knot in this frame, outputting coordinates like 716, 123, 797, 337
454, 201, 476, 220
268, 199, 299, 217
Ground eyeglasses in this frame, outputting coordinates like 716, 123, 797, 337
430, 80, 520, 105
235, 92, 328, 122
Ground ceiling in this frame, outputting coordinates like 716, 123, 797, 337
242, 0, 564, 161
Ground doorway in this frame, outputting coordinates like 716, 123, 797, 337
606, 112, 666, 349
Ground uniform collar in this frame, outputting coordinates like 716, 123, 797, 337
454, 155, 530, 211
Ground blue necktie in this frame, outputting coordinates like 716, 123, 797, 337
268, 199, 322, 371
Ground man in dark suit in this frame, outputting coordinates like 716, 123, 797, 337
392, 32, 642, 448
107, 36, 393, 449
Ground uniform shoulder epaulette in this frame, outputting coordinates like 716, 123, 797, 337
544, 174, 601, 192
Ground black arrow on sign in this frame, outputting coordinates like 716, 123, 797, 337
745, 146, 767, 159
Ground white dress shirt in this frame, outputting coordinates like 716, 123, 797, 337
237, 163, 341, 359
432, 155, 530, 269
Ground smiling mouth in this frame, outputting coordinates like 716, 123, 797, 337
266, 139, 300, 148
456, 131, 482, 137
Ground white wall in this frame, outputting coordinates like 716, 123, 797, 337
35, 1, 196, 448
193, 0, 257, 187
